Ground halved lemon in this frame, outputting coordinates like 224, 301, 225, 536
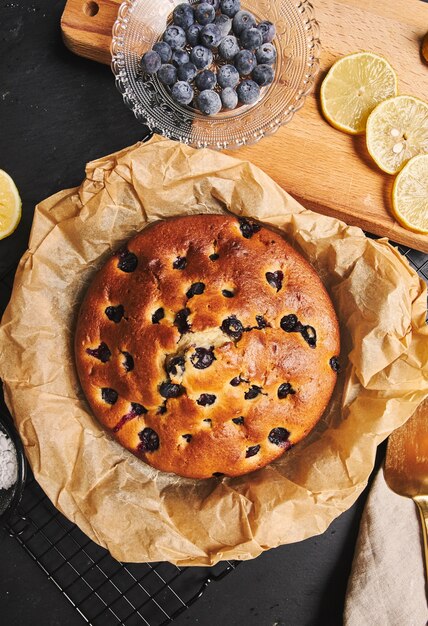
366, 95, 428, 174
392, 154, 428, 234
0, 169, 22, 240
320, 51, 398, 134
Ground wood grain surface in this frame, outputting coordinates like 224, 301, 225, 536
61, 0, 428, 252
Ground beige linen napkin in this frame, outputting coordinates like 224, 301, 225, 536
344, 469, 428, 626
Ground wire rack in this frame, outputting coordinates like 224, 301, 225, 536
4, 467, 239, 626
1, 237, 427, 626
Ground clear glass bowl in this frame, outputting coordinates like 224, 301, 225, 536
111, 0, 320, 150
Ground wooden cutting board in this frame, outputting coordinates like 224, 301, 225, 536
61, 0, 428, 252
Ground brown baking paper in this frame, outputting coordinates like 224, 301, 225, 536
0, 138, 427, 565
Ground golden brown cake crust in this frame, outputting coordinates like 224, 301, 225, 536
75, 214, 340, 479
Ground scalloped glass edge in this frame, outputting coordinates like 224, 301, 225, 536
111, 0, 321, 150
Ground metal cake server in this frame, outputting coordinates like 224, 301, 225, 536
384, 399, 428, 585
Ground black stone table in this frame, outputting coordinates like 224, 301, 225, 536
0, 2, 427, 625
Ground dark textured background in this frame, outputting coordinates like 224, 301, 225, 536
0, 2, 427, 625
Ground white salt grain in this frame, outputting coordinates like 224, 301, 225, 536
0, 430, 18, 490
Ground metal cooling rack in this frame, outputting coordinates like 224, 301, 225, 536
5, 469, 238, 626
0, 238, 427, 626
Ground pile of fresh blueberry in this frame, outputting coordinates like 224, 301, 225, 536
140, 0, 277, 115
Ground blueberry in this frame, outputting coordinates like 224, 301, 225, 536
163, 24, 187, 49
222, 288, 235, 298
330, 356, 340, 373
256, 315, 268, 328
117, 248, 138, 272
240, 27, 262, 50
173, 256, 187, 269
152, 307, 165, 323
301, 325, 317, 348
265, 270, 283, 291
232, 10, 256, 35
190, 45, 213, 69
159, 381, 185, 398
218, 35, 240, 61
256, 43, 276, 65
215, 14, 232, 38
220, 315, 244, 340
234, 49, 256, 76
277, 383, 295, 399
182, 433, 193, 442
158, 64, 178, 86
86, 342, 111, 363
237, 79, 260, 104
209, 253, 220, 260
157, 403, 167, 415
186, 23, 203, 46
178, 62, 198, 82
190, 347, 216, 369
198, 89, 222, 115
138, 427, 159, 452
152, 41, 172, 63
229, 376, 242, 386
245, 444, 260, 458
197, 393, 216, 406
101, 387, 118, 405
280, 314, 298, 332
131, 402, 147, 416
171, 81, 194, 105
174, 307, 191, 333
186, 281, 206, 298
122, 351, 134, 372
257, 20, 276, 43
195, 3, 215, 25
166, 356, 185, 377
105, 305, 124, 323
195, 69, 217, 91
238, 217, 261, 238
171, 49, 190, 67
204, 0, 220, 8
232, 416, 244, 424
173, 3, 195, 29
140, 50, 162, 74
217, 64, 239, 88
268, 427, 291, 448
220, 0, 241, 17
244, 385, 262, 400
200, 24, 222, 48
220, 87, 238, 110
252, 64, 275, 86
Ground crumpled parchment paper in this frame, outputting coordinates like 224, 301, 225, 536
0, 137, 426, 565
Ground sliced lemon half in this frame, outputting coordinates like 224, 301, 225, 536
0, 169, 22, 240
320, 51, 398, 134
392, 153, 428, 234
366, 95, 428, 175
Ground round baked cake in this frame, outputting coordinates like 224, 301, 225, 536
75, 214, 340, 479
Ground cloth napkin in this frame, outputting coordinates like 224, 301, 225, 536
344, 468, 428, 626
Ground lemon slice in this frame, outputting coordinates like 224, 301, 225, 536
366, 95, 428, 174
0, 169, 22, 240
392, 154, 428, 234
320, 52, 398, 134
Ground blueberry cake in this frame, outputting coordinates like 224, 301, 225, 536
75, 215, 340, 479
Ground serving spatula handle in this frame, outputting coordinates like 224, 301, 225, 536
414, 496, 428, 588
